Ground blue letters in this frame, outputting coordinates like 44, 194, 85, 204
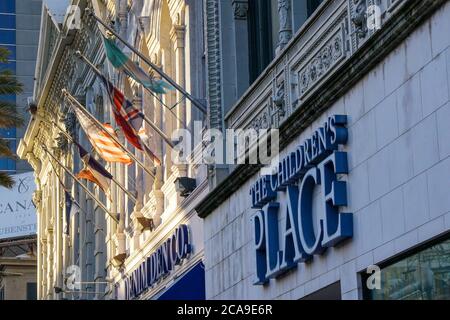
252, 115, 353, 286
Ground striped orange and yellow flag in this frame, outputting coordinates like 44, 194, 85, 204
70, 100, 132, 165
91, 123, 133, 165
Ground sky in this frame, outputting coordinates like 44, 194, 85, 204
43, 0, 70, 23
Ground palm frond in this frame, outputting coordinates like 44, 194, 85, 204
0, 138, 17, 159
0, 47, 9, 63
0, 101, 25, 128
0, 70, 23, 95
0, 172, 15, 189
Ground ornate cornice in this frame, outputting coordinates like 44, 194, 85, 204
196, 0, 448, 218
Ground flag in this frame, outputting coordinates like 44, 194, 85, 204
69, 100, 133, 165
100, 75, 161, 166
76, 144, 114, 200
102, 36, 173, 94
64, 191, 80, 236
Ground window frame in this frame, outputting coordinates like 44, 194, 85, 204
361, 232, 450, 300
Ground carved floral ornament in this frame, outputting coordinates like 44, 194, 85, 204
298, 34, 344, 96
351, 0, 368, 39
233, 0, 249, 20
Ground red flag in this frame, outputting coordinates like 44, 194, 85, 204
101, 75, 161, 166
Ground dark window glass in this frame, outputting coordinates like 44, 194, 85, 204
0, 94, 15, 102
0, 14, 15, 29
307, 0, 323, 16
0, 286, 4, 300
363, 237, 450, 300
0, 1, 15, 14
247, 0, 274, 83
26, 283, 37, 300
0, 128, 16, 138
0, 139, 16, 171
0, 30, 15, 44
0, 45, 16, 59
0, 61, 16, 73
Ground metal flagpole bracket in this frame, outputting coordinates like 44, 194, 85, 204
62, 88, 157, 179
40, 144, 119, 223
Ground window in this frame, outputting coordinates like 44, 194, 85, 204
363, 236, 450, 300
247, 0, 277, 83
301, 282, 341, 300
0, 14, 15, 29
0, 61, 16, 73
0, 139, 16, 172
26, 283, 37, 300
0, 128, 16, 139
307, 0, 323, 16
0, 30, 15, 44
247, 0, 324, 83
0, 286, 4, 300
0, 1, 15, 14
0, 94, 16, 102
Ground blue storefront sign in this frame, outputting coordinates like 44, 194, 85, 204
250, 115, 353, 285
122, 225, 193, 299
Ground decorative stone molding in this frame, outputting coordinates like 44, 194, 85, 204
277, 0, 293, 53
197, 0, 448, 219
232, 0, 249, 20
142, 190, 164, 228
250, 107, 271, 131
26, 152, 42, 175
33, 190, 43, 207
272, 81, 286, 126
55, 133, 69, 155
112, 233, 127, 267
350, 0, 368, 39
226, 4, 349, 131
170, 24, 186, 48
205, 0, 223, 131
297, 32, 345, 98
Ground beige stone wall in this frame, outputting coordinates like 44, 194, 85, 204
1, 265, 37, 300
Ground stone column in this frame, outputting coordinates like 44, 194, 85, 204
46, 228, 53, 299
117, 0, 128, 39
78, 183, 87, 299
147, 65, 165, 228
40, 237, 47, 299
276, 0, 293, 53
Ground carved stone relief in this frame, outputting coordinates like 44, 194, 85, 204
233, 0, 249, 20
298, 32, 345, 97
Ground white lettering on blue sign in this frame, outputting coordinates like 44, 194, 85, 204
250, 115, 352, 285
123, 225, 192, 299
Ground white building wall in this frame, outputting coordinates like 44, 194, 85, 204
203, 2, 450, 300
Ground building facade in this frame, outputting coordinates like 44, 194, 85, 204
18, 0, 207, 300
0, 0, 42, 301
197, 0, 450, 300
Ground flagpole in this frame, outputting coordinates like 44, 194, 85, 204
62, 89, 156, 180
85, 7, 207, 116
41, 145, 119, 223
35, 115, 139, 204
74, 51, 176, 149
74, 51, 188, 132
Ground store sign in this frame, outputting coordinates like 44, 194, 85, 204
250, 115, 352, 285
0, 172, 37, 240
123, 225, 192, 299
